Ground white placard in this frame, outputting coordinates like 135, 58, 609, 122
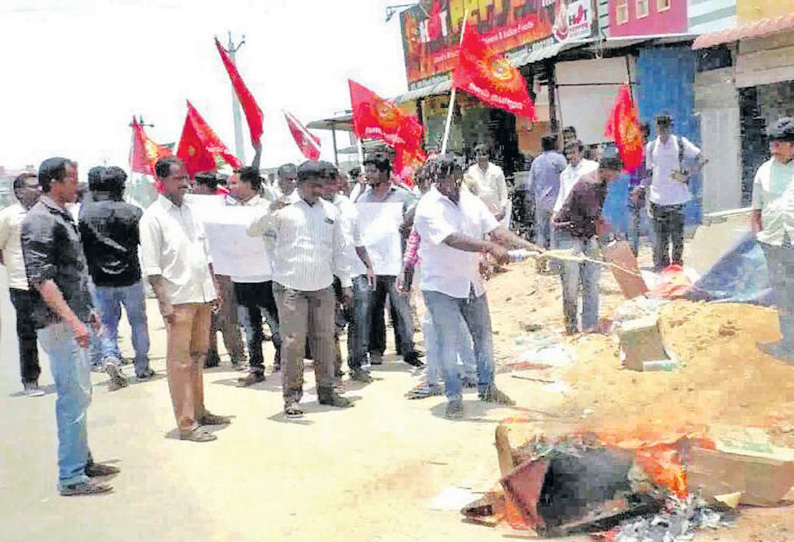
355, 202, 404, 276
186, 195, 270, 278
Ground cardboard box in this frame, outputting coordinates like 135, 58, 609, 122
687, 447, 794, 506
618, 315, 670, 371
602, 240, 649, 300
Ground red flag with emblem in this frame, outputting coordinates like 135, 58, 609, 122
284, 110, 321, 161
214, 38, 264, 147
129, 117, 172, 176
451, 23, 536, 120
605, 83, 643, 171
177, 101, 242, 177
349, 79, 424, 149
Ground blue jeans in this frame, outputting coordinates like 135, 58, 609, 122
350, 275, 372, 370
556, 231, 601, 333
534, 205, 554, 250
422, 289, 494, 400
421, 312, 477, 387
761, 240, 794, 352
37, 322, 93, 489
94, 281, 151, 374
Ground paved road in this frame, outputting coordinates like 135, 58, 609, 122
0, 269, 575, 542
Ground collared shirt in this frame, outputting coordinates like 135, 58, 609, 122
78, 199, 143, 288
332, 194, 366, 277
554, 176, 608, 239
554, 158, 599, 214
139, 195, 216, 305
752, 157, 794, 247
465, 162, 508, 213
247, 191, 351, 291
528, 151, 568, 212
21, 196, 95, 327
646, 135, 701, 206
355, 184, 412, 277
226, 194, 273, 283
0, 203, 31, 290
414, 187, 499, 299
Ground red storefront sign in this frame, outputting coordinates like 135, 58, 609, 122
400, 0, 596, 88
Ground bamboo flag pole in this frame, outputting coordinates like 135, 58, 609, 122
440, 9, 469, 155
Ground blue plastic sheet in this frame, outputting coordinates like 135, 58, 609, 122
684, 232, 774, 306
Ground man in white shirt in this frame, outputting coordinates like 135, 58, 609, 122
554, 140, 599, 217
752, 117, 794, 362
263, 163, 297, 202
0, 172, 43, 396
230, 167, 281, 386
465, 144, 509, 221
643, 114, 704, 270
141, 157, 231, 443
414, 155, 541, 419
319, 161, 376, 382
356, 153, 422, 368
248, 161, 353, 419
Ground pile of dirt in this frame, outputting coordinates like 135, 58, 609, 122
485, 258, 794, 445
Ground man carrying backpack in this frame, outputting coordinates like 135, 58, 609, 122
643, 115, 705, 270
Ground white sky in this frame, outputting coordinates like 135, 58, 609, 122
0, 0, 410, 178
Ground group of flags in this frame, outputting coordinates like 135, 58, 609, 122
131, 21, 645, 188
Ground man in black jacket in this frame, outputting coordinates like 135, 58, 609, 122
79, 166, 153, 384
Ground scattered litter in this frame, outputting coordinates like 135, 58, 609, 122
431, 487, 482, 511
518, 346, 571, 368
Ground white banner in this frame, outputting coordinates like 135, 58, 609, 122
185, 195, 271, 278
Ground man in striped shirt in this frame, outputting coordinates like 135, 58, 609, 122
248, 161, 353, 419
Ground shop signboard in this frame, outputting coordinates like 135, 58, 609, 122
400, 0, 597, 90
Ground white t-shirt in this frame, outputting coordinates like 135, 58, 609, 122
554, 158, 598, 213
414, 187, 499, 299
646, 135, 701, 206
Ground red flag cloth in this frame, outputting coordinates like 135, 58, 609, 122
177, 101, 242, 177
349, 79, 425, 149
214, 38, 264, 147
129, 117, 172, 176
451, 23, 537, 120
394, 145, 426, 186
284, 110, 321, 161
605, 83, 644, 172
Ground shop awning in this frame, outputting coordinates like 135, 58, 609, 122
693, 12, 794, 50
507, 39, 590, 67
306, 112, 353, 132
393, 79, 452, 104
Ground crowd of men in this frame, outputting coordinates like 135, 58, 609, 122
1, 114, 793, 498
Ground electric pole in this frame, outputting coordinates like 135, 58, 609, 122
224, 32, 247, 165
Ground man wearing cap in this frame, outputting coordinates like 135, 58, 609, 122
752, 117, 794, 362
552, 148, 625, 334
414, 155, 541, 419
248, 161, 353, 418
643, 115, 705, 270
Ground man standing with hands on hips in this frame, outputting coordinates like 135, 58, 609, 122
140, 157, 231, 443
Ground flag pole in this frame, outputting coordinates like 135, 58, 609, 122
440, 10, 469, 155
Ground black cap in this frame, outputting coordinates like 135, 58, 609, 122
768, 117, 794, 142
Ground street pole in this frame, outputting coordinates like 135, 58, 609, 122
225, 32, 247, 165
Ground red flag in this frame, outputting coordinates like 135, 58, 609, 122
349, 79, 424, 149
451, 23, 537, 120
177, 101, 242, 177
605, 83, 643, 171
284, 110, 321, 161
394, 145, 426, 186
214, 37, 264, 147
129, 117, 172, 176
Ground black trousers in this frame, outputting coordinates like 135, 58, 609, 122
650, 202, 685, 270
234, 281, 280, 372
9, 288, 41, 385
